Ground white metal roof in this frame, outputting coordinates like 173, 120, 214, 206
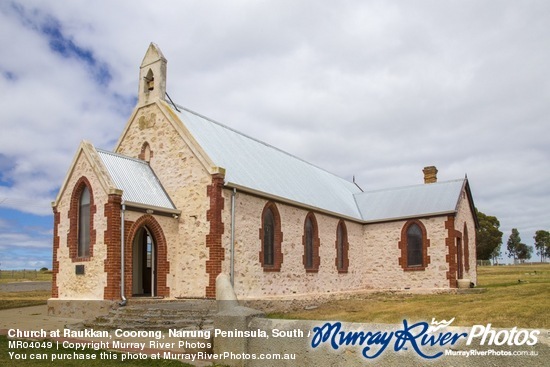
174, 106, 364, 219
355, 179, 466, 222
169, 104, 468, 222
97, 149, 176, 211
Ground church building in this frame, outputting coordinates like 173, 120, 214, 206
48, 44, 478, 317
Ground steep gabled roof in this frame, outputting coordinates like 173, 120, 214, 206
167, 103, 473, 223
96, 149, 177, 213
173, 105, 364, 219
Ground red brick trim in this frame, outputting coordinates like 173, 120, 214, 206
205, 173, 225, 298
51, 207, 60, 298
445, 216, 459, 288
125, 215, 170, 297
398, 219, 431, 271
303, 212, 321, 272
67, 177, 97, 262
259, 202, 283, 272
103, 194, 122, 300
463, 223, 470, 272
335, 220, 349, 273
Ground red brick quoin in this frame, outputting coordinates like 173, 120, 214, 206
206, 173, 225, 298
51, 208, 60, 298
103, 193, 122, 300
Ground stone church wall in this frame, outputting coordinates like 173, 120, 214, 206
223, 190, 369, 299
116, 103, 213, 298
53, 151, 109, 300
366, 216, 450, 289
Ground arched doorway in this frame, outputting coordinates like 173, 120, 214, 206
125, 214, 169, 298
132, 227, 157, 296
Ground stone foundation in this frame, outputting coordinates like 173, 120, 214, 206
47, 299, 118, 319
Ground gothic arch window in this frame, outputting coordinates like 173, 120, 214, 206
259, 202, 283, 271
144, 69, 154, 92
463, 223, 470, 272
303, 212, 320, 272
78, 186, 91, 257
399, 220, 430, 271
335, 220, 349, 273
139, 142, 153, 162
68, 177, 96, 261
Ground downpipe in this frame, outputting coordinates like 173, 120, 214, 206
119, 201, 127, 306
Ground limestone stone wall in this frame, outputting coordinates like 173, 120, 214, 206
116, 103, 212, 298
224, 190, 368, 299
55, 151, 108, 300
454, 189, 478, 285
366, 216, 450, 289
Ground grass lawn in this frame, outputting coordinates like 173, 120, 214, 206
269, 264, 550, 328
0, 291, 51, 310
0, 271, 53, 284
0, 335, 189, 367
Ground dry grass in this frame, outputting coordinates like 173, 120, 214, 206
0, 270, 52, 284
0, 290, 51, 310
270, 264, 550, 328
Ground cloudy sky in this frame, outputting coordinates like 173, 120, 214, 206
0, 1, 548, 269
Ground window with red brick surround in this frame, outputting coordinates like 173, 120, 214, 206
335, 220, 349, 273
399, 219, 431, 271
259, 202, 283, 271
303, 212, 321, 272
68, 177, 96, 261
463, 223, 470, 272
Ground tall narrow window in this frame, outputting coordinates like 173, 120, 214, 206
335, 220, 349, 273
78, 186, 91, 257
399, 220, 430, 271
303, 213, 320, 272
407, 223, 423, 267
263, 208, 275, 266
259, 202, 283, 271
305, 217, 313, 268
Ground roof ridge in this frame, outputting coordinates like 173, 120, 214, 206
357, 178, 465, 195
172, 103, 357, 187
96, 148, 148, 165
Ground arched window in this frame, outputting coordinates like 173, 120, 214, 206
303, 213, 320, 272
399, 220, 430, 271
145, 69, 155, 92
407, 224, 423, 267
78, 186, 91, 258
259, 202, 283, 271
335, 220, 349, 273
139, 142, 153, 162
463, 223, 470, 272
263, 207, 275, 266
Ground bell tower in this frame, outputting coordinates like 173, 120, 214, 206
138, 43, 167, 106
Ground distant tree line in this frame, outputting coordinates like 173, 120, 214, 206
475, 209, 550, 263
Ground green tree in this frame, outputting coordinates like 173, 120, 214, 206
506, 228, 522, 262
533, 230, 550, 262
475, 209, 503, 262
516, 243, 533, 262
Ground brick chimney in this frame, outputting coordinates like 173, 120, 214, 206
423, 166, 438, 184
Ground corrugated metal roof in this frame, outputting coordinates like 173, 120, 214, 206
96, 149, 176, 210
174, 106, 364, 219
168, 104, 466, 222
355, 179, 465, 222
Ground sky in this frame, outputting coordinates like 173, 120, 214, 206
0, 0, 549, 269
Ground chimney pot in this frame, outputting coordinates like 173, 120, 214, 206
423, 166, 438, 184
